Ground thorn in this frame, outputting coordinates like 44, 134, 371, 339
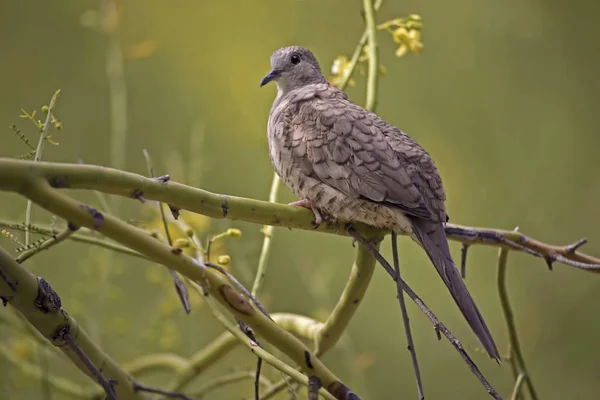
168, 205, 180, 220
171, 247, 183, 255
544, 255, 554, 271
460, 243, 469, 279
153, 175, 170, 183
434, 326, 442, 341
565, 238, 587, 253
131, 189, 146, 203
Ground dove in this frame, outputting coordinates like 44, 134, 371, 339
261, 46, 500, 361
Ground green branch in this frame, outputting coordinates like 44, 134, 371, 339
12, 178, 355, 399
251, 172, 280, 296
497, 245, 539, 400
362, 0, 380, 112
0, 345, 90, 399
0, 247, 144, 399
166, 331, 238, 392
25, 90, 61, 245
1, 158, 597, 271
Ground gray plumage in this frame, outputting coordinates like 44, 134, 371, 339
261, 46, 500, 361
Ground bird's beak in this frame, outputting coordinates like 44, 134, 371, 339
260, 69, 281, 87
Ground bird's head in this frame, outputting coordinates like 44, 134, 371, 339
260, 46, 325, 92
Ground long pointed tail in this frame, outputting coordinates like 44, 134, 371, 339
410, 218, 501, 361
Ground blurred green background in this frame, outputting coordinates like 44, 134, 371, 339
1, 0, 600, 399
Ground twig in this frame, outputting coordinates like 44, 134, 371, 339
192, 370, 271, 399
338, 0, 383, 91
347, 225, 501, 399
510, 374, 527, 400
205, 262, 271, 318
445, 225, 600, 271
195, 288, 337, 400
391, 232, 424, 400
0, 345, 89, 399
362, 0, 379, 112
254, 357, 263, 400
62, 330, 117, 400
1, 221, 147, 259
497, 241, 538, 400
144, 148, 191, 314
308, 376, 322, 400
461, 243, 470, 278
16, 225, 78, 264
251, 173, 280, 296
133, 382, 194, 400
165, 332, 238, 392
122, 353, 188, 377
25, 90, 61, 245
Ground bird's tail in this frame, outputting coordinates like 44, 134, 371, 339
409, 218, 501, 362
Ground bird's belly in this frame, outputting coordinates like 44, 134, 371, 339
268, 132, 412, 234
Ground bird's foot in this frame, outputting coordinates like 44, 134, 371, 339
289, 198, 323, 228
345, 223, 358, 247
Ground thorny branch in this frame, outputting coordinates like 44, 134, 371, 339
392, 232, 424, 400
498, 234, 539, 400
347, 225, 502, 399
143, 148, 191, 313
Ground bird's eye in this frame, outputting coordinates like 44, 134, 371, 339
290, 53, 301, 65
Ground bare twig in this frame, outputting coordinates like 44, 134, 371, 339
461, 243, 470, 278
133, 382, 195, 400
254, 357, 263, 400
308, 376, 322, 400
391, 232, 424, 400
347, 225, 501, 399
445, 225, 600, 271
497, 238, 538, 400
144, 148, 191, 313
61, 329, 117, 400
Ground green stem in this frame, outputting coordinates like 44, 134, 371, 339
25, 90, 61, 245
315, 242, 379, 355
166, 331, 238, 392
362, 0, 379, 112
497, 247, 539, 400
193, 370, 271, 398
510, 373, 527, 400
121, 353, 188, 377
104, 0, 127, 213
0, 345, 90, 399
338, 0, 383, 91
16, 227, 75, 264
251, 173, 280, 296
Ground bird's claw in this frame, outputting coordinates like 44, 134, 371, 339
289, 199, 323, 229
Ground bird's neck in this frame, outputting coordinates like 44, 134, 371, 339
276, 76, 327, 97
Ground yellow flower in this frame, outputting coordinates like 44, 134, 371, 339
328, 56, 355, 88
378, 14, 424, 58
392, 27, 423, 57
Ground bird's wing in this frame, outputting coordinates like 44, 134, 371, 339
289, 87, 446, 222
